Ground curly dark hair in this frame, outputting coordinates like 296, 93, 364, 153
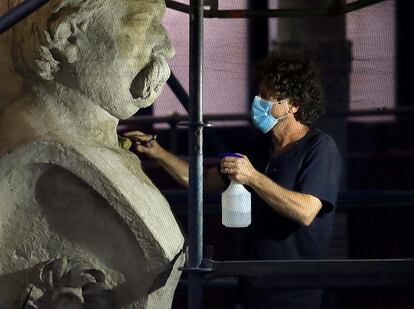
254, 54, 324, 127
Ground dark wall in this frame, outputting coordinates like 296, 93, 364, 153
397, 0, 414, 107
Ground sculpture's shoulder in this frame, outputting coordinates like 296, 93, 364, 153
0, 140, 126, 197
0, 139, 149, 193
0, 140, 96, 171
0, 140, 184, 259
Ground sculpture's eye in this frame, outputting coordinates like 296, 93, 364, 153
122, 12, 150, 27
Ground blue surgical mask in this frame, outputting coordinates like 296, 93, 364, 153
251, 96, 289, 133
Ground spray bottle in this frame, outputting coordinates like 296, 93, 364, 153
219, 153, 251, 228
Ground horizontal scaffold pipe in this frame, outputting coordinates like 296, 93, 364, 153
165, 0, 389, 18
162, 190, 414, 215
209, 259, 414, 288
119, 106, 414, 125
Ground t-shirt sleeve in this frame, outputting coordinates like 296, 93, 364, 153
296, 135, 342, 213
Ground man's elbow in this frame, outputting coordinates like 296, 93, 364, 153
300, 214, 315, 227
298, 197, 322, 227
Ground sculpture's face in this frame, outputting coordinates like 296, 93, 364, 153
5, 0, 174, 119
70, 0, 174, 119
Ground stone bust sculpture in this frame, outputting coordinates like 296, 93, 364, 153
0, 0, 185, 308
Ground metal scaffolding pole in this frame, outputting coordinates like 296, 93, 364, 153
187, 0, 205, 308
0, 0, 50, 34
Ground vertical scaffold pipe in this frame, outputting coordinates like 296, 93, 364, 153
188, 0, 204, 308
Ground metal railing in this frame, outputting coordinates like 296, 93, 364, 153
120, 106, 414, 126
166, 0, 390, 18
119, 106, 414, 154
163, 190, 414, 215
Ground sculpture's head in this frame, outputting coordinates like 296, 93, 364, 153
4, 0, 174, 119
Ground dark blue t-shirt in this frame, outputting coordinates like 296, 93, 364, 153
245, 128, 342, 261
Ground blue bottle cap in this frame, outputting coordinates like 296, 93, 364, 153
218, 152, 244, 159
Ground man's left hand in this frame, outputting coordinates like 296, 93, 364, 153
220, 154, 258, 186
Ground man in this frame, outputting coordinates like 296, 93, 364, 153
126, 54, 342, 308
0, 0, 184, 308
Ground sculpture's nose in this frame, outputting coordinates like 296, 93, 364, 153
163, 32, 175, 59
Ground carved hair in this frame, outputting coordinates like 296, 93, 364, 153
7, 0, 97, 81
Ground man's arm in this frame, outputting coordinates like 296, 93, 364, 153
220, 155, 322, 226
250, 172, 322, 226
124, 131, 227, 192
153, 146, 191, 187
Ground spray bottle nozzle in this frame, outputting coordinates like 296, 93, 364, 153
218, 152, 243, 159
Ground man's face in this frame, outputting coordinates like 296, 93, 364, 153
67, 0, 174, 119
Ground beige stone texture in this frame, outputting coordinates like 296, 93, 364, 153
0, 0, 185, 308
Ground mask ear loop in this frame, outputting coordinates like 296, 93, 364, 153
288, 99, 300, 113
275, 99, 292, 120
285, 98, 299, 115
277, 112, 290, 121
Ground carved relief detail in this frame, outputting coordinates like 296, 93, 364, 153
22, 257, 114, 309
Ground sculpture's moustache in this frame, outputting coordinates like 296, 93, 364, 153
129, 56, 170, 104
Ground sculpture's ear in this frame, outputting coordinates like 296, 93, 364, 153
36, 20, 80, 81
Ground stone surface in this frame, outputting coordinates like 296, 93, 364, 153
0, 0, 185, 308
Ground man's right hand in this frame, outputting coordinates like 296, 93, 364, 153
123, 130, 164, 160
